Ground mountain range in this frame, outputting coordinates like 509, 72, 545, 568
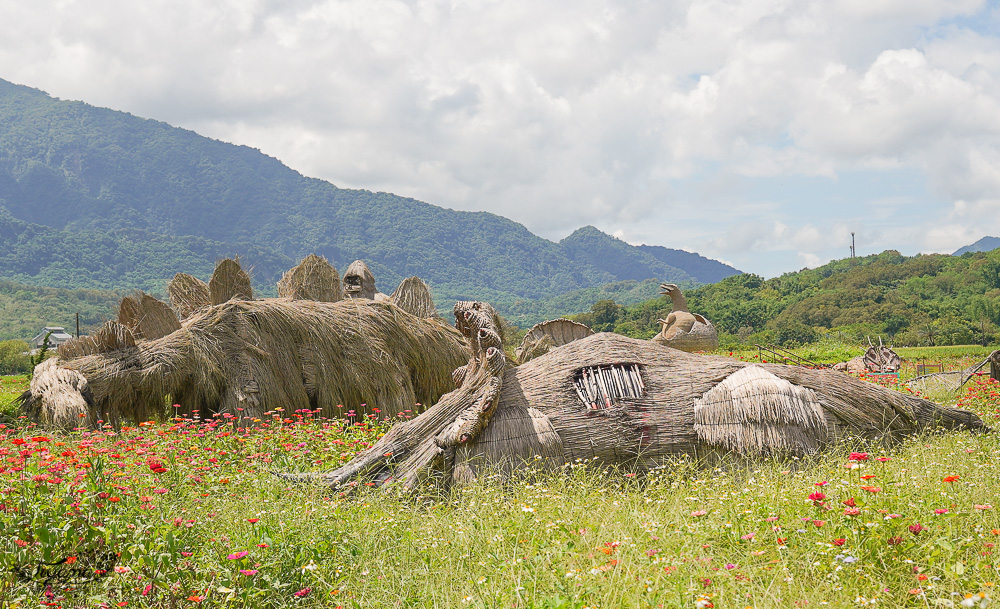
954, 236, 1000, 256
0, 77, 738, 326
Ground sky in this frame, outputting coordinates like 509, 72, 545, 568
2, 0, 1000, 277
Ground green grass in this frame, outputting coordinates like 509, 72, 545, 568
1, 374, 999, 607
0, 374, 27, 421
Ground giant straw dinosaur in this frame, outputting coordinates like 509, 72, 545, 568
282, 300, 986, 489
19, 256, 466, 429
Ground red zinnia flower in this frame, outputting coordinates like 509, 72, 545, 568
849, 452, 869, 461
942, 475, 960, 483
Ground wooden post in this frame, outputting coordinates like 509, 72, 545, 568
990, 350, 1000, 383
76, 312, 80, 338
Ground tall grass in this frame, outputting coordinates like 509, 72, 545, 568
1, 376, 998, 607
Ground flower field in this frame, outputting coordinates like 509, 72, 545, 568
0, 373, 999, 608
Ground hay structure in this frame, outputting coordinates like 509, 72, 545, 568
515, 318, 594, 364
118, 292, 181, 340
390, 276, 438, 318
209, 258, 253, 305
20, 257, 468, 430
278, 254, 342, 302
694, 366, 827, 456
344, 260, 384, 301
651, 283, 718, 352
290, 301, 987, 490
168, 273, 211, 319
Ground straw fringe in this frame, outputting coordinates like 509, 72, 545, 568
693, 365, 827, 456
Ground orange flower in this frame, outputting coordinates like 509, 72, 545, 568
860, 486, 881, 493
942, 475, 960, 483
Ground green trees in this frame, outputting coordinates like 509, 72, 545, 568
0, 340, 29, 375
599, 250, 1000, 347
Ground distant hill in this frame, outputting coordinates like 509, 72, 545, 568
596, 249, 1000, 347
0, 278, 120, 341
954, 236, 1000, 256
0, 77, 739, 325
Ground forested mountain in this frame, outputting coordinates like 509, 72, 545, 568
0, 78, 738, 319
582, 249, 1000, 347
0, 279, 119, 341
954, 237, 1000, 256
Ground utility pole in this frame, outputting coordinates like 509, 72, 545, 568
76, 312, 80, 338
850, 232, 856, 258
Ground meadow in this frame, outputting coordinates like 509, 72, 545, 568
0, 348, 998, 608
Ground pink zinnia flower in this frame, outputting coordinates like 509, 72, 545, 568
227, 551, 249, 560
293, 587, 312, 598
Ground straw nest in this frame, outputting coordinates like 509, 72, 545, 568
651, 314, 718, 352
20, 256, 468, 429
296, 302, 986, 490
515, 318, 594, 364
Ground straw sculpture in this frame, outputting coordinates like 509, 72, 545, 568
284, 300, 986, 490
209, 258, 253, 305
20, 257, 469, 429
167, 273, 211, 319
277, 254, 343, 302
651, 283, 718, 352
834, 338, 902, 374
343, 260, 388, 301
515, 318, 594, 364
390, 276, 438, 318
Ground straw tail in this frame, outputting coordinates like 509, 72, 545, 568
278, 301, 509, 490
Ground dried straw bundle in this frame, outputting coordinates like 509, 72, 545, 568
118, 292, 181, 340
168, 273, 211, 319
278, 254, 342, 302
390, 276, 438, 318
515, 318, 594, 364
21, 299, 469, 428
209, 258, 253, 305
694, 365, 827, 456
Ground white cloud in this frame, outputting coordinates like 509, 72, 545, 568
0, 0, 999, 276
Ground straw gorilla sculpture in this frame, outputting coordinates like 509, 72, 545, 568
19, 256, 466, 429
283, 300, 986, 490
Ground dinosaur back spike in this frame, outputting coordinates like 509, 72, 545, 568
168, 273, 211, 319
209, 258, 253, 305
277, 254, 342, 302
92, 321, 137, 352
390, 276, 437, 318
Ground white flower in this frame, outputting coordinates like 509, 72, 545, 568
960, 593, 991, 608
